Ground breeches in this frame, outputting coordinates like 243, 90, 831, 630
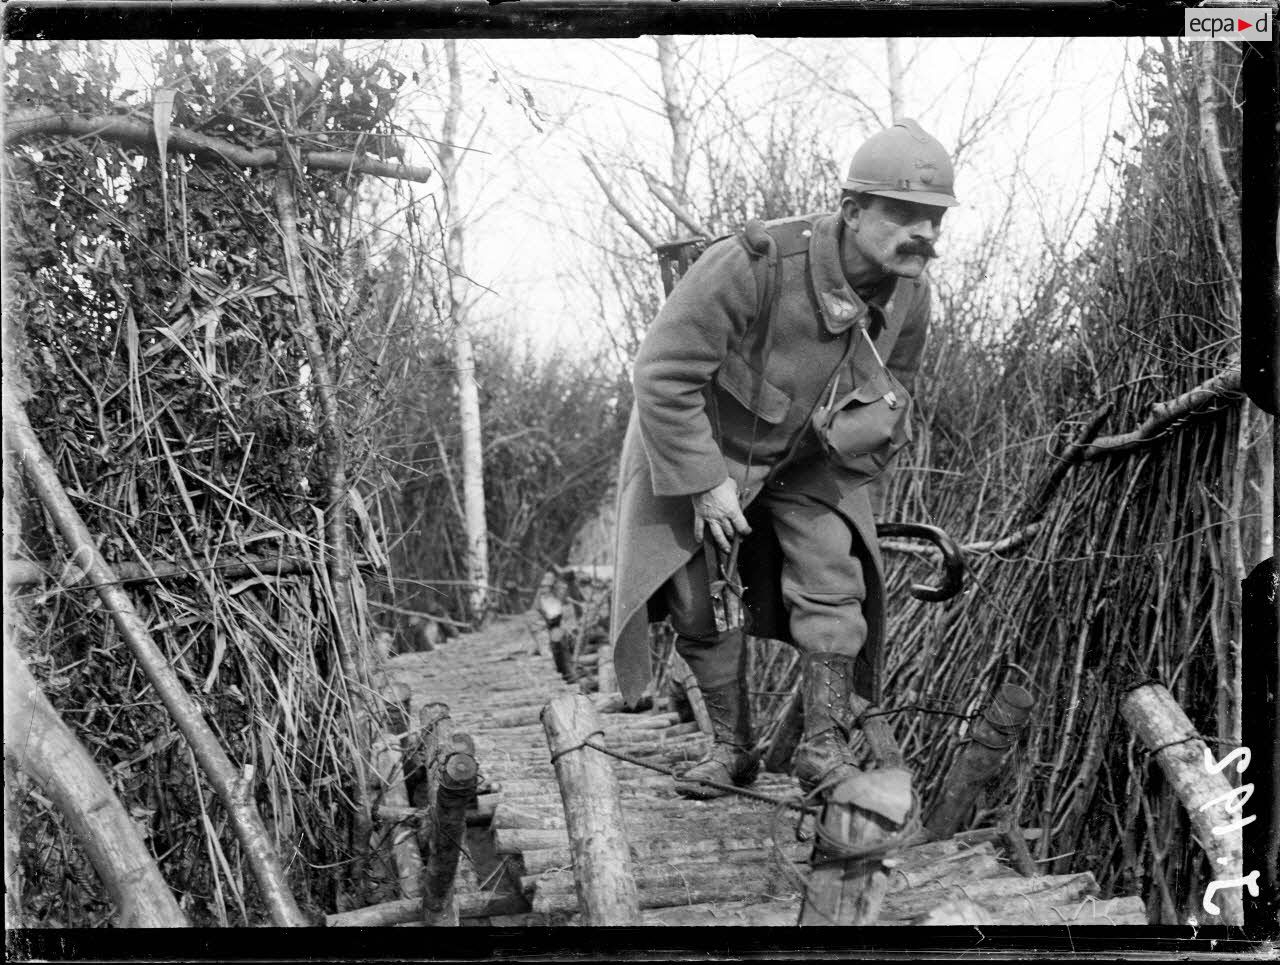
662, 487, 868, 684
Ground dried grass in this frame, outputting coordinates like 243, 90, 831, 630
5, 41, 425, 924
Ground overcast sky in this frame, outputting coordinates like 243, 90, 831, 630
376, 36, 1146, 359
80, 36, 1150, 359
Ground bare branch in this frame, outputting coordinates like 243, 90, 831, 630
641, 169, 711, 237
1080, 367, 1242, 457
582, 153, 661, 250
6, 107, 433, 182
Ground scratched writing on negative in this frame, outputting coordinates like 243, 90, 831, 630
1200, 744, 1261, 916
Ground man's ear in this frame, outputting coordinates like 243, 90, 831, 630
839, 195, 861, 231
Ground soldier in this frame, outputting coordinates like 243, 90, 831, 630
608, 119, 958, 800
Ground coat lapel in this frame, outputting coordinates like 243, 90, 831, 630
807, 213, 909, 359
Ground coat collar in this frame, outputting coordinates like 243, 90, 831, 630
807, 212, 902, 337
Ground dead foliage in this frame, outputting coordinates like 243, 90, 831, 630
5, 40, 423, 925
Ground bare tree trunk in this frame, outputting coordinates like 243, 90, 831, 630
1194, 44, 1243, 285
1194, 43, 1244, 748
655, 37, 693, 211
3, 400, 308, 927
4, 637, 189, 927
885, 39, 906, 122
439, 40, 490, 624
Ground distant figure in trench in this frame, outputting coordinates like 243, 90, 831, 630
608, 120, 958, 800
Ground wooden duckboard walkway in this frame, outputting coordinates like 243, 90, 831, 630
383, 616, 1146, 926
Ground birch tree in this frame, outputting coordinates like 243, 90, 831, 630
436, 39, 491, 623
885, 39, 905, 121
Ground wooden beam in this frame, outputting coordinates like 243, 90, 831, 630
1122, 682, 1246, 925
540, 694, 640, 925
3, 553, 378, 589
369, 684, 425, 904
6, 107, 433, 182
416, 704, 478, 926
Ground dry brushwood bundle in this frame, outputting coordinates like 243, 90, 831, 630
869, 42, 1257, 922
4, 41, 437, 925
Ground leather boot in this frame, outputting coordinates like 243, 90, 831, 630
792, 651, 861, 794
674, 674, 760, 799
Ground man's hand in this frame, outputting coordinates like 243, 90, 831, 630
692, 477, 752, 554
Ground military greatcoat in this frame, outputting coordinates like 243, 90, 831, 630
608, 210, 931, 708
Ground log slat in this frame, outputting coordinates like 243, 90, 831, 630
359, 617, 1146, 927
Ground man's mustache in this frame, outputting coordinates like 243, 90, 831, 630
897, 241, 938, 258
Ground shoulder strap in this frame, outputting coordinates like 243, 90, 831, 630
732, 220, 785, 432
737, 219, 781, 355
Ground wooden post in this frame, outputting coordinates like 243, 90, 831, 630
549, 626, 577, 683
668, 650, 713, 736
799, 767, 914, 925
596, 643, 617, 696
999, 807, 1038, 877
1122, 682, 1247, 925
798, 704, 910, 926
414, 704, 479, 926
924, 683, 1035, 839
540, 693, 640, 925
761, 688, 803, 773
370, 691, 425, 902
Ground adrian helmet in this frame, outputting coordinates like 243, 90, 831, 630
843, 119, 959, 208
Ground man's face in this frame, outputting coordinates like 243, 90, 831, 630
845, 195, 946, 280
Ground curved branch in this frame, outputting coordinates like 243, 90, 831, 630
1081, 368, 1242, 458
4, 637, 189, 928
881, 367, 1242, 560
5, 107, 433, 183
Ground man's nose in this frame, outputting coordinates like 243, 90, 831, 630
910, 218, 939, 241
